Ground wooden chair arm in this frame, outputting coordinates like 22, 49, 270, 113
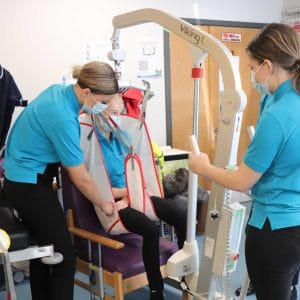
68, 226, 124, 250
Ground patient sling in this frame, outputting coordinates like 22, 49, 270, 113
79, 112, 163, 235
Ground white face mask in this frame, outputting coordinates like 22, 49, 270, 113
82, 94, 108, 114
251, 63, 272, 96
110, 115, 122, 128
103, 115, 122, 132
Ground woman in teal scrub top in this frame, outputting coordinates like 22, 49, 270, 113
189, 23, 300, 300
3, 61, 118, 300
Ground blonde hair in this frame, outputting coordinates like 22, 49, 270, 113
72, 61, 118, 95
107, 94, 124, 114
247, 23, 300, 94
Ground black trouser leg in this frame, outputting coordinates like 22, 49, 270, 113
151, 196, 187, 249
118, 207, 163, 291
118, 197, 186, 291
4, 175, 76, 300
245, 220, 300, 300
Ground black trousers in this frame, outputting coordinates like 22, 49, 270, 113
246, 219, 300, 300
292, 269, 299, 286
3, 166, 76, 300
118, 196, 187, 291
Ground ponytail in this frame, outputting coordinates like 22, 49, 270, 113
294, 58, 300, 94
72, 65, 81, 80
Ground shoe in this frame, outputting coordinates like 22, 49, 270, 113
150, 289, 164, 300
290, 286, 297, 300
235, 282, 255, 296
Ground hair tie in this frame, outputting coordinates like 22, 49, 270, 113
295, 59, 300, 73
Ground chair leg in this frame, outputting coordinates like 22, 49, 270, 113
112, 272, 124, 300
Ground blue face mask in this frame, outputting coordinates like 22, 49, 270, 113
251, 63, 272, 96
82, 102, 108, 114
82, 94, 108, 114
110, 115, 122, 128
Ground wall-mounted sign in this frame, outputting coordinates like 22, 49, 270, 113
137, 38, 162, 78
221, 32, 242, 43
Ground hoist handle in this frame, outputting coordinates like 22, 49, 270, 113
188, 135, 201, 155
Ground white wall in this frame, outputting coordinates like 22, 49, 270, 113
282, 0, 300, 25
0, 0, 283, 145
283, 0, 300, 10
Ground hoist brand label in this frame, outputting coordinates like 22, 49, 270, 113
180, 24, 205, 45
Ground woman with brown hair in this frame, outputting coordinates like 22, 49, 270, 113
189, 23, 300, 300
3, 61, 118, 300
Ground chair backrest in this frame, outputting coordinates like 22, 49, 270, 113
62, 172, 105, 235
62, 171, 108, 262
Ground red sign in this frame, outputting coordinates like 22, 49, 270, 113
221, 32, 242, 42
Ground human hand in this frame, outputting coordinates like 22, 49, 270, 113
188, 152, 210, 175
115, 198, 128, 211
100, 201, 115, 216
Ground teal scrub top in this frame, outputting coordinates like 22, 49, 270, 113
244, 80, 300, 230
4, 84, 83, 183
96, 129, 127, 188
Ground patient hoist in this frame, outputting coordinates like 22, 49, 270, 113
108, 8, 248, 300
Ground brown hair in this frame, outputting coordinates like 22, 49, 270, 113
247, 23, 300, 93
72, 61, 118, 95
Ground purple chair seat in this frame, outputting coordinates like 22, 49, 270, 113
101, 235, 177, 279
62, 174, 178, 279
